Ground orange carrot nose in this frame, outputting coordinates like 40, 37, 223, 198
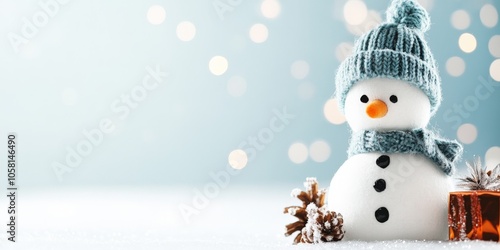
366, 99, 388, 118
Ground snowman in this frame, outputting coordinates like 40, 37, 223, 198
328, 0, 463, 240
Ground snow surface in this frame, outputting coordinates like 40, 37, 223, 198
0, 186, 497, 250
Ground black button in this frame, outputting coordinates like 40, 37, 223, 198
373, 179, 386, 192
376, 155, 390, 168
375, 207, 389, 223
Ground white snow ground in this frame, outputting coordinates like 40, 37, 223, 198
0, 186, 498, 250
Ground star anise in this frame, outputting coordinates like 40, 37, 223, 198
457, 157, 500, 191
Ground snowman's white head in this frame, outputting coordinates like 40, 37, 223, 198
344, 78, 431, 132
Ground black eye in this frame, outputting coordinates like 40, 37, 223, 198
390, 95, 398, 103
360, 95, 369, 103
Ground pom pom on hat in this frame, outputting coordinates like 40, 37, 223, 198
386, 0, 430, 32
335, 0, 442, 115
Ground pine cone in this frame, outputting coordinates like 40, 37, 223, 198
300, 203, 344, 243
284, 178, 344, 244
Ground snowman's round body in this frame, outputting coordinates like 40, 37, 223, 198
328, 152, 450, 240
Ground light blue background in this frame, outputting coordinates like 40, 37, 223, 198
0, 0, 499, 188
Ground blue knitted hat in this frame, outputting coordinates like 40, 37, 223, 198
335, 0, 441, 115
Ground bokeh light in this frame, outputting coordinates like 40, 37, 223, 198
343, 0, 367, 26
490, 59, 500, 81
446, 56, 466, 77
451, 10, 470, 30
209, 56, 228, 76
261, 0, 281, 19
288, 142, 308, 164
228, 149, 248, 169
176, 21, 196, 42
457, 123, 477, 144
480, 4, 498, 28
309, 140, 331, 163
458, 33, 477, 53
488, 35, 500, 58
346, 10, 382, 36
323, 99, 346, 125
249, 23, 269, 43
335, 42, 353, 62
485, 146, 500, 169
146, 5, 166, 25
290, 60, 309, 80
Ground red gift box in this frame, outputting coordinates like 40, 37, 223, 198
448, 191, 500, 242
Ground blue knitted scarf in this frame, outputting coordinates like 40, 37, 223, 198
348, 129, 463, 176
